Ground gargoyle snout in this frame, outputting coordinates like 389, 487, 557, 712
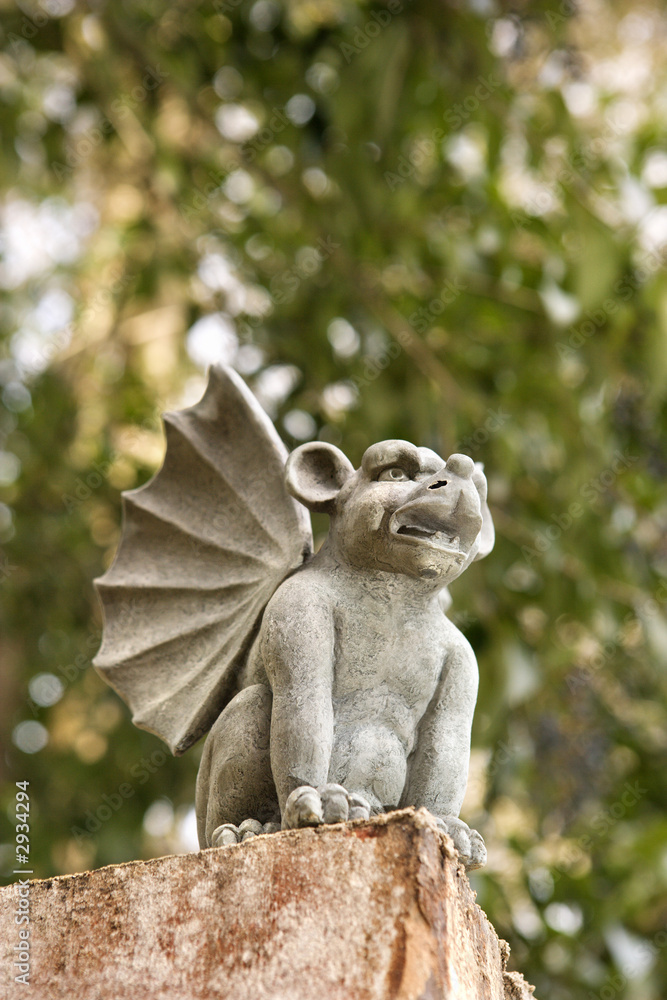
393, 463, 483, 551
445, 454, 475, 478
424, 454, 475, 494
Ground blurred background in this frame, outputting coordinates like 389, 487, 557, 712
0, 0, 666, 995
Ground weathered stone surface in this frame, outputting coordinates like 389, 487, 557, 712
0, 809, 536, 1000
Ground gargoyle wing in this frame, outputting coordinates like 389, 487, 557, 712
94, 365, 313, 755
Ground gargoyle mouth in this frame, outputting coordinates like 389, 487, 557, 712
394, 523, 463, 553
389, 494, 482, 557
389, 507, 473, 557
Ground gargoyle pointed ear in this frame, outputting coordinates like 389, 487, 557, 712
286, 442, 355, 513
472, 462, 495, 560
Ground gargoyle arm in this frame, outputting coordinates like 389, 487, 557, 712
261, 585, 336, 813
400, 634, 479, 818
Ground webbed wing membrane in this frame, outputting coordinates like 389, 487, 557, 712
94, 365, 313, 755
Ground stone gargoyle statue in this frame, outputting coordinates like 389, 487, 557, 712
94, 365, 494, 870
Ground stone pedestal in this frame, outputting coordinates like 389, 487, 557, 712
0, 808, 535, 999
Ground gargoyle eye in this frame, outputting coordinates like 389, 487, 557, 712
377, 466, 410, 483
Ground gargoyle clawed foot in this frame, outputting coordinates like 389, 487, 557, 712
283, 783, 371, 829
432, 814, 487, 871
210, 819, 281, 847
208, 785, 372, 846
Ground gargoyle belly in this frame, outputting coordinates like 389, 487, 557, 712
331, 690, 420, 755
328, 715, 410, 809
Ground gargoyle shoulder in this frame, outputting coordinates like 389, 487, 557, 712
262, 565, 335, 635
439, 628, 479, 713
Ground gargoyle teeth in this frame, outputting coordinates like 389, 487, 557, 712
396, 524, 462, 550
438, 533, 460, 549
397, 524, 436, 539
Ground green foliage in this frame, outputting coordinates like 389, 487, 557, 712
1, 1, 666, 995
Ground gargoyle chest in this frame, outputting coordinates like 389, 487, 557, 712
330, 600, 445, 706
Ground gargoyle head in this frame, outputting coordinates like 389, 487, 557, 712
286, 439, 494, 587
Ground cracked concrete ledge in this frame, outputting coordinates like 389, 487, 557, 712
0, 807, 537, 1000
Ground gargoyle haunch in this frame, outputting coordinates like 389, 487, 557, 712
94, 365, 495, 870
